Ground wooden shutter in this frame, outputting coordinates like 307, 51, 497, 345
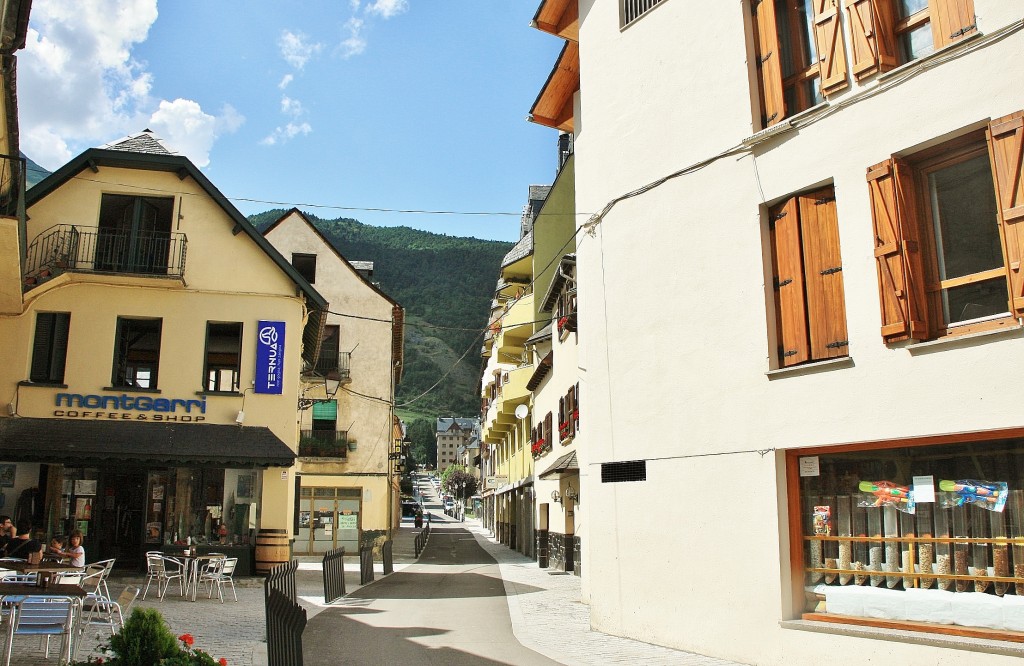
811, 0, 848, 93
30, 313, 55, 382
574, 382, 580, 432
769, 197, 810, 366
558, 396, 565, 434
988, 110, 1024, 317
544, 412, 553, 445
798, 189, 848, 359
930, 0, 976, 49
844, 0, 898, 78
866, 159, 930, 342
753, 0, 785, 127
566, 387, 575, 437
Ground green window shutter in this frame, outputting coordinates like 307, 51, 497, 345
312, 400, 338, 420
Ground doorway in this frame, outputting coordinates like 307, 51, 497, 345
96, 471, 146, 568
295, 487, 361, 554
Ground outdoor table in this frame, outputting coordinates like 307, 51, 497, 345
169, 552, 226, 601
0, 562, 83, 587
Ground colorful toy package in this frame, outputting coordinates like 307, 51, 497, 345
858, 480, 916, 514
938, 479, 1008, 512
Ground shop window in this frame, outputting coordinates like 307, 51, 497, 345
752, 0, 847, 128
292, 253, 316, 284
767, 185, 848, 367
30, 312, 71, 384
111, 317, 162, 389
790, 434, 1024, 637
867, 111, 1024, 343
845, 0, 975, 79
204, 322, 242, 392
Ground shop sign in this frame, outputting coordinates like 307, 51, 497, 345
53, 392, 207, 422
255, 320, 285, 394
338, 514, 357, 530
486, 475, 508, 489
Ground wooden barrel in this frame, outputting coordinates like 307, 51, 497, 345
254, 528, 291, 574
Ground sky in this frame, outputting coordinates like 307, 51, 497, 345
17, 0, 565, 242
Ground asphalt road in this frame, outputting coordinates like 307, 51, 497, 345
304, 476, 556, 665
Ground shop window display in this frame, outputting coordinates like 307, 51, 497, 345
794, 437, 1024, 635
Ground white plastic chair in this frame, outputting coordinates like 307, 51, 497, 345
142, 553, 184, 600
1, 595, 78, 666
198, 557, 237, 602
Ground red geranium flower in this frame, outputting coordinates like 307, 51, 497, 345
219, 659, 228, 666
179, 633, 195, 647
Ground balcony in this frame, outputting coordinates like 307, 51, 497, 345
24, 224, 187, 288
313, 350, 352, 382
298, 430, 348, 459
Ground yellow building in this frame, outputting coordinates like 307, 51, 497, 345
263, 209, 405, 554
0, 131, 327, 573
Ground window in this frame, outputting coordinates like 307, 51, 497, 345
315, 325, 340, 374
312, 400, 337, 433
788, 431, 1024, 638
204, 322, 242, 392
866, 111, 1024, 342
111, 317, 162, 389
30, 312, 71, 383
767, 185, 849, 367
620, 0, 667, 28
845, 0, 975, 79
96, 195, 174, 274
753, 0, 847, 127
292, 253, 316, 284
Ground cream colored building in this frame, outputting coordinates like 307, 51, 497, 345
263, 209, 404, 554
436, 417, 478, 472
0, 132, 326, 573
548, 0, 1024, 662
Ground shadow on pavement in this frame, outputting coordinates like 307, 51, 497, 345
347, 570, 543, 600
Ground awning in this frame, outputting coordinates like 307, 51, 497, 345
539, 451, 578, 479
0, 418, 295, 467
526, 351, 554, 391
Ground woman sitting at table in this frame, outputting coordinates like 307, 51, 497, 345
54, 530, 85, 567
3, 519, 43, 564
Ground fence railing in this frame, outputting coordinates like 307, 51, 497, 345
322, 546, 346, 604
298, 430, 347, 458
313, 350, 352, 381
24, 224, 187, 281
266, 588, 306, 666
414, 522, 431, 558
265, 560, 304, 666
382, 540, 393, 575
359, 544, 374, 586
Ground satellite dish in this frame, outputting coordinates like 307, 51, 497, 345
514, 404, 529, 420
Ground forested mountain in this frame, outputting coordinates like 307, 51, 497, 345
22, 153, 49, 187
250, 210, 510, 419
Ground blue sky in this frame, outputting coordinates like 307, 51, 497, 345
18, 1, 564, 242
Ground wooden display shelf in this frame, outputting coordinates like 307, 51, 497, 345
802, 612, 1024, 644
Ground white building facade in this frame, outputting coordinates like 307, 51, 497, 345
570, 0, 1024, 663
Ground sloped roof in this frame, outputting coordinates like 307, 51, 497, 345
100, 129, 176, 155
501, 230, 534, 268
436, 417, 479, 433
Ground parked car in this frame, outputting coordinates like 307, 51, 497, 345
401, 500, 421, 517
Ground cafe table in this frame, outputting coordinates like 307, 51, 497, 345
167, 551, 226, 601
0, 562, 84, 587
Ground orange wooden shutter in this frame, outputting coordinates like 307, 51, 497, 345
798, 188, 848, 359
866, 159, 930, 342
566, 387, 575, 437
931, 0, 976, 49
753, 0, 785, 127
811, 0, 848, 94
844, 0, 898, 78
988, 110, 1024, 317
769, 197, 810, 365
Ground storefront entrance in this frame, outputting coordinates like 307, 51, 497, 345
295, 486, 361, 554
96, 472, 147, 569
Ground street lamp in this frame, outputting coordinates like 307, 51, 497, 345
298, 374, 341, 410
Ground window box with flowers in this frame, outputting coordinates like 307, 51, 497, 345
531, 438, 547, 458
559, 421, 572, 443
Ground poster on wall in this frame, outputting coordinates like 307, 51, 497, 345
236, 474, 254, 499
0, 465, 14, 488
255, 320, 285, 394
74, 480, 97, 496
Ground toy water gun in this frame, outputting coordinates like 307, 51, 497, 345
859, 480, 916, 513
939, 479, 1008, 512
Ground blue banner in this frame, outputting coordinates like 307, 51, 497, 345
255, 320, 285, 394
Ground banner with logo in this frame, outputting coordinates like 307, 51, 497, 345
255, 320, 285, 394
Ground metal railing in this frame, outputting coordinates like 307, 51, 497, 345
298, 430, 347, 458
359, 544, 374, 585
265, 560, 304, 666
313, 350, 351, 380
24, 224, 187, 281
414, 521, 431, 558
322, 546, 346, 604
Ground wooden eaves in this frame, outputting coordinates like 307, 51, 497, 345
529, 41, 579, 133
531, 0, 578, 40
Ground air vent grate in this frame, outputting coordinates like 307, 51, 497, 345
601, 460, 647, 483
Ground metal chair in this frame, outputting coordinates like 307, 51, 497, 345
142, 553, 185, 600
1, 595, 78, 666
198, 557, 237, 602
82, 585, 138, 635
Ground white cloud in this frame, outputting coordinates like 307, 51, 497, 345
365, 0, 408, 19
147, 99, 244, 168
280, 96, 305, 118
349, 0, 361, 10
339, 17, 366, 59
278, 74, 294, 90
19, 0, 240, 171
278, 30, 322, 70
261, 122, 312, 146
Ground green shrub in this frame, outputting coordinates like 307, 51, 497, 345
72, 608, 227, 665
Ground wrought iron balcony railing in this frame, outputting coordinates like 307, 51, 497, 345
24, 224, 187, 287
299, 429, 348, 458
313, 350, 351, 382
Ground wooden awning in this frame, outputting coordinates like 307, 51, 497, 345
532, 0, 578, 40
530, 41, 579, 133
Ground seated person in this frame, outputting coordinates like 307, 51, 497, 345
0, 515, 14, 553
56, 530, 85, 568
44, 536, 65, 561
4, 519, 43, 564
